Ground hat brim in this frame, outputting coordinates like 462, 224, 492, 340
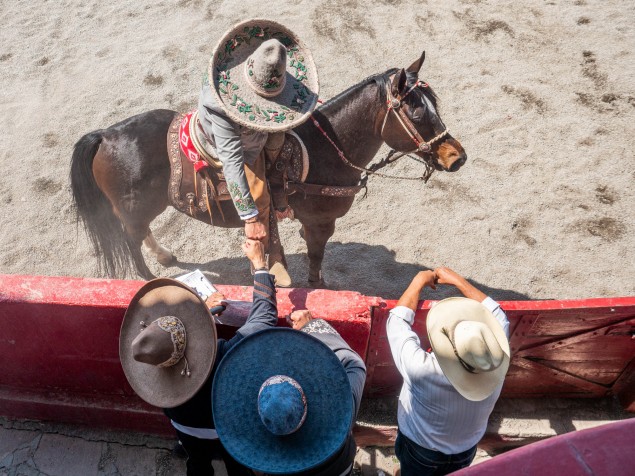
426, 297, 510, 402
208, 19, 319, 132
119, 278, 217, 408
212, 328, 353, 474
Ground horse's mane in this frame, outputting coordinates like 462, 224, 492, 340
320, 68, 399, 109
319, 67, 439, 111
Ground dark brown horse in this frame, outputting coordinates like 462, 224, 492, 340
71, 52, 466, 285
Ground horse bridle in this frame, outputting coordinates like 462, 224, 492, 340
379, 77, 449, 161
310, 72, 450, 183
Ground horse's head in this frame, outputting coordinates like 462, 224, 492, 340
379, 52, 467, 173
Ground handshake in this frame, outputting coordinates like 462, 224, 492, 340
204, 239, 267, 310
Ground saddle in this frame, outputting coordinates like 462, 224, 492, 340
167, 111, 309, 222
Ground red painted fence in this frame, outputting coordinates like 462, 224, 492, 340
0, 274, 633, 437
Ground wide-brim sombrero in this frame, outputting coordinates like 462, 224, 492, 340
212, 328, 352, 474
119, 278, 217, 408
208, 19, 319, 132
426, 297, 510, 402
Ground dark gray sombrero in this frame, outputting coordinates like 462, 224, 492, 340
212, 328, 352, 474
208, 19, 319, 132
119, 278, 217, 408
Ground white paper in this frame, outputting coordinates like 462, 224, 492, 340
175, 269, 217, 301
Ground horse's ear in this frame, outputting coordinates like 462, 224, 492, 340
406, 51, 426, 75
391, 68, 408, 97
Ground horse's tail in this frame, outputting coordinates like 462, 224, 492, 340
70, 131, 137, 278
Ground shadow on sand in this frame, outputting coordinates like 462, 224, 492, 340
173, 241, 531, 301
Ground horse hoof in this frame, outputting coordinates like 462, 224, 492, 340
157, 253, 175, 266
308, 278, 328, 289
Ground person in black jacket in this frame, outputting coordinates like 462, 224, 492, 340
166, 238, 277, 475
120, 238, 276, 476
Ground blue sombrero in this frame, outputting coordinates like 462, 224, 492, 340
212, 328, 353, 474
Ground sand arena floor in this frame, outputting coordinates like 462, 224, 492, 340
0, 0, 633, 300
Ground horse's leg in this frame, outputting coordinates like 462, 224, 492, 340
300, 219, 336, 288
119, 220, 158, 280
144, 231, 175, 266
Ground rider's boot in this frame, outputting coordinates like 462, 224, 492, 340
262, 205, 291, 288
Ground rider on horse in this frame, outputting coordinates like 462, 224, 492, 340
197, 19, 319, 287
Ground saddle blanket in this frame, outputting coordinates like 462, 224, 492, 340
179, 110, 222, 172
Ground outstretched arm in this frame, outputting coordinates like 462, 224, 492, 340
225, 240, 278, 351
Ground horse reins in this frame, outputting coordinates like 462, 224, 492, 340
310, 75, 449, 183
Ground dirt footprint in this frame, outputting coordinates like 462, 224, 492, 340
595, 185, 617, 205
572, 217, 626, 241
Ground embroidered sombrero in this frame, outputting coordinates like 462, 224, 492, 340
208, 19, 319, 132
119, 278, 217, 408
427, 297, 510, 402
212, 328, 353, 474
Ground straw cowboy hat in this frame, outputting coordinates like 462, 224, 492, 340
119, 278, 217, 408
212, 328, 352, 474
427, 297, 510, 402
208, 19, 319, 132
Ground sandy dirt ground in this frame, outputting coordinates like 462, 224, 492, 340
1, 0, 633, 301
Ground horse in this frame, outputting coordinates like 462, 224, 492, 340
70, 51, 466, 286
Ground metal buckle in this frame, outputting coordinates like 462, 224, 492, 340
389, 98, 401, 109
418, 143, 431, 153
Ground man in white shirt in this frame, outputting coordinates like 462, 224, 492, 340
386, 267, 511, 476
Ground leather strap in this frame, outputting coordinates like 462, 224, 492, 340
288, 181, 364, 197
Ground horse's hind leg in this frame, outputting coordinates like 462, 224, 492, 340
144, 231, 175, 266
120, 221, 158, 280
300, 219, 335, 288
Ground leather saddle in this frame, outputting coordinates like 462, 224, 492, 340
167, 111, 309, 222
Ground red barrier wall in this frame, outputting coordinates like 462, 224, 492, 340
0, 274, 378, 435
366, 298, 635, 410
1, 274, 634, 437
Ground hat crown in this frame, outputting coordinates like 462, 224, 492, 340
131, 320, 174, 366
245, 39, 287, 97
131, 316, 187, 368
453, 321, 504, 372
258, 375, 307, 436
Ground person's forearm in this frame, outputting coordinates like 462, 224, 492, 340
396, 279, 424, 311
454, 278, 487, 302
236, 273, 278, 339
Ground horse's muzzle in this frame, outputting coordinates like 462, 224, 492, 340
447, 153, 467, 172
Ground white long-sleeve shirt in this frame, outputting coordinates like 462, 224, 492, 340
386, 297, 510, 454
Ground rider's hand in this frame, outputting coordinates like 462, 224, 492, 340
245, 220, 267, 241
242, 239, 267, 269
288, 310, 313, 330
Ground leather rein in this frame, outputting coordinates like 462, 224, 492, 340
308, 73, 449, 192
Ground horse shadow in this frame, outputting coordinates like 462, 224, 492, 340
172, 241, 531, 301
